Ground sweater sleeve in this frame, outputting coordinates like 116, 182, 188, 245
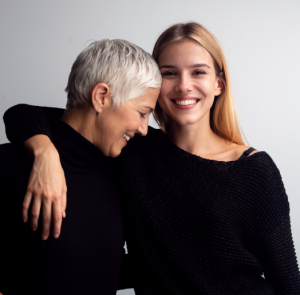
3, 104, 65, 144
260, 217, 300, 294
252, 153, 300, 293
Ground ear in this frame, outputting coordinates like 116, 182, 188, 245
214, 73, 224, 96
91, 83, 112, 113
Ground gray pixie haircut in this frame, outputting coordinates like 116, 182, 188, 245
65, 39, 162, 108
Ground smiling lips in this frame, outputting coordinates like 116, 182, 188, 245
170, 97, 200, 109
122, 133, 133, 146
123, 133, 131, 142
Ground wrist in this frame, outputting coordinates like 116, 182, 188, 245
24, 135, 58, 159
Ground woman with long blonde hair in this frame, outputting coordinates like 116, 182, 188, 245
3, 22, 300, 294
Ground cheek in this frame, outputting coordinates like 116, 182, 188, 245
196, 79, 217, 98
122, 114, 141, 131
158, 95, 168, 112
159, 81, 174, 110
128, 120, 140, 131
160, 79, 174, 97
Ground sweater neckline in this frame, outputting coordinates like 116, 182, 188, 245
158, 129, 264, 165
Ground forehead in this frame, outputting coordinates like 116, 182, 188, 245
126, 88, 159, 107
158, 41, 214, 67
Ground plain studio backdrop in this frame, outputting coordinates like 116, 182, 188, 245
1, 0, 300, 294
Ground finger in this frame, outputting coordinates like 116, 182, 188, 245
62, 185, 67, 218
52, 198, 62, 238
30, 195, 42, 231
23, 190, 33, 223
41, 198, 52, 240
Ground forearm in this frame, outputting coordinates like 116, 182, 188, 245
3, 104, 68, 239
24, 134, 58, 158
3, 104, 65, 145
3, 104, 53, 144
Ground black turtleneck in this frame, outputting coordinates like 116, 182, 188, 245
0, 112, 129, 295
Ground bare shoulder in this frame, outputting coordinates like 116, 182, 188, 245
232, 145, 259, 160
210, 143, 260, 161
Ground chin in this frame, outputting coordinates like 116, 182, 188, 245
109, 148, 122, 158
170, 114, 202, 126
109, 152, 121, 158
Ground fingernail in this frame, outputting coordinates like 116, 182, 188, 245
23, 218, 27, 223
32, 227, 37, 231
63, 211, 66, 218
54, 233, 59, 238
42, 235, 48, 240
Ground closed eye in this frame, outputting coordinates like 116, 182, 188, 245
140, 112, 146, 119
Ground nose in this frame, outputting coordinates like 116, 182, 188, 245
175, 73, 192, 94
137, 117, 149, 136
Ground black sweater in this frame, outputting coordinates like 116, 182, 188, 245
0, 114, 129, 295
3, 104, 300, 294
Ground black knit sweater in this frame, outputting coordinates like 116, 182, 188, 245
3, 104, 300, 294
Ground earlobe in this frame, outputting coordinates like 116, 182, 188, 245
91, 83, 112, 113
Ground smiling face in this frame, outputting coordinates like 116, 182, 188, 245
93, 88, 159, 157
158, 40, 222, 127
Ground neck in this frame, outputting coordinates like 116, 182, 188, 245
167, 113, 225, 156
61, 106, 95, 144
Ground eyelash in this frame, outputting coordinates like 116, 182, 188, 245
194, 70, 205, 75
161, 71, 175, 76
161, 70, 205, 76
140, 113, 146, 119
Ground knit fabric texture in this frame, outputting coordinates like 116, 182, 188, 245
3, 104, 57, 144
3, 104, 300, 294
114, 126, 300, 295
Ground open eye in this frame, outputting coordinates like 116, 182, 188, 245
161, 71, 176, 77
193, 70, 206, 75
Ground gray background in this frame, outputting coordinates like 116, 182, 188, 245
1, 1, 300, 294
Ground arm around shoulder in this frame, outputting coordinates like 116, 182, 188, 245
3, 104, 65, 145
3, 104, 67, 240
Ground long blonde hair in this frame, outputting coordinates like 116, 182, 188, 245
152, 22, 246, 145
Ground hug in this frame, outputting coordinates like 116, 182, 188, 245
1, 22, 300, 294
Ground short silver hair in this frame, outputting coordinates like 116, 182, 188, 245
65, 39, 162, 108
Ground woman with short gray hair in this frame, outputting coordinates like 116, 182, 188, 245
0, 38, 160, 295
65, 39, 161, 108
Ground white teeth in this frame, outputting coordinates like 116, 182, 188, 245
175, 100, 197, 106
123, 133, 130, 142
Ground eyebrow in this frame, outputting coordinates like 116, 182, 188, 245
159, 63, 210, 70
